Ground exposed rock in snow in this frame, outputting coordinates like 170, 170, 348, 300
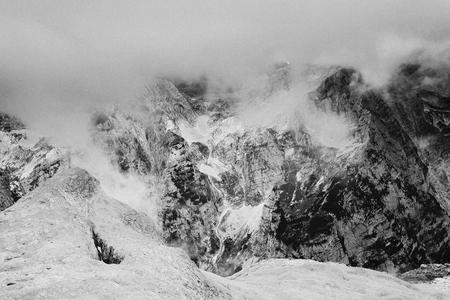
400, 264, 450, 283
0, 117, 68, 211
400, 264, 450, 293
0, 168, 15, 211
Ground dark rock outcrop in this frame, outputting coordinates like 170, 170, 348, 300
400, 264, 450, 283
0, 113, 67, 209
91, 228, 124, 264
160, 134, 221, 269
0, 169, 15, 211
0, 112, 25, 132
271, 67, 450, 272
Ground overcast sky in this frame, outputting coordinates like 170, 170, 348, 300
1, 0, 450, 134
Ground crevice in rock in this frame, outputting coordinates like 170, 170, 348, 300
91, 228, 124, 264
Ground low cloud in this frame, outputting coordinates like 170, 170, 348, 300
237, 80, 355, 149
71, 144, 160, 220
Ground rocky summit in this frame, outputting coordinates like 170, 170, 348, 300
1, 61, 450, 299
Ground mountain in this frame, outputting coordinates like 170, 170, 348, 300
1, 60, 450, 298
87, 63, 450, 275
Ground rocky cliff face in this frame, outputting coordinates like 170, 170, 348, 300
77, 62, 450, 277
387, 63, 450, 213
0, 113, 68, 212
276, 67, 450, 272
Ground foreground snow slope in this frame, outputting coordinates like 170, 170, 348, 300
210, 259, 448, 300
0, 168, 225, 299
0, 168, 447, 299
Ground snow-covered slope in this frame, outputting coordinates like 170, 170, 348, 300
212, 260, 448, 300
0, 168, 226, 299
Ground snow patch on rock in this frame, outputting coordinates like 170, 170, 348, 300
219, 203, 265, 237
179, 115, 212, 145
198, 163, 222, 181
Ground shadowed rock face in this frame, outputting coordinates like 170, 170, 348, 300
0, 169, 15, 211
0, 112, 25, 132
272, 68, 450, 272
388, 63, 450, 137
159, 133, 222, 269
387, 63, 450, 214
